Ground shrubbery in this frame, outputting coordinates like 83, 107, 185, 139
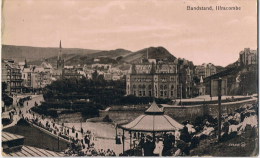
2, 93, 13, 106
40, 78, 172, 118
31, 106, 58, 118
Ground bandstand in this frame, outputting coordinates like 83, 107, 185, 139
117, 101, 184, 155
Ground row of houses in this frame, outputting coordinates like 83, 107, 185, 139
1, 41, 126, 94
83, 64, 127, 80
2, 59, 54, 94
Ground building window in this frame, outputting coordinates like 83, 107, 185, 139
164, 91, 167, 96
148, 85, 152, 89
149, 91, 152, 97
143, 91, 145, 96
139, 91, 142, 96
160, 91, 163, 97
160, 85, 163, 90
171, 91, 174, 96
133, 85, 136, 89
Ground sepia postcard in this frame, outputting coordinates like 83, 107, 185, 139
1, 0, 258, 157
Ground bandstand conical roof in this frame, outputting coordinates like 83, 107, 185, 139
120, 101, 183, 132
145, 101, 164, 114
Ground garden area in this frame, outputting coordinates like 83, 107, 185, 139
33, 77, 172, 119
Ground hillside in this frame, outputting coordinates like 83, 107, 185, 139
122, 46, 176, 64
225, 61, 239, 69
215, 65, 225, 73
3, 45, 235, 72
12, 45, 175, 67
88, 49, 132, 59
1, 45, 101, 63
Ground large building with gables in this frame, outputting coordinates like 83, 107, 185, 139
126, 61, 179, 99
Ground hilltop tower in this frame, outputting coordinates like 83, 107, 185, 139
57, 40, 64, 71
24, 58, 28, 68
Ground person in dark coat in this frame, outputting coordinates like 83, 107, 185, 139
116, 135, 121, 144
180, 125, 191, 143
84, 135, 90, 147
162, 135, 172, 156
142, 135, 155, 156
67, 129, 70, 135
81, 127, 84, 134
190, 136, 200, 149
169, 133, 175, 146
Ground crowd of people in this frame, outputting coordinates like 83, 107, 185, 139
17, 99, 117, 156
11, 95, 258, 157
221, 103, 258, 141
121, 101, 258, 156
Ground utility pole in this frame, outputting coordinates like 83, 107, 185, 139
57, 110, 62, 151
122, 129, 125, 154
180, 83, 182, 106
217, 78, 222, 142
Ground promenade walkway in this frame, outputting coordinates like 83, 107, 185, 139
2, 95, 44, 129
2, 94, 129, 155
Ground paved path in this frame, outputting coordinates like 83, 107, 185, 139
3, 94, 130, 155
2, 95, 44, 129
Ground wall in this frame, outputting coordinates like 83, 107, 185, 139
100, 98, 257, 124
100, 110, 144, 124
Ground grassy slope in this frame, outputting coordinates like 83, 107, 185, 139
191, 128, 258, 156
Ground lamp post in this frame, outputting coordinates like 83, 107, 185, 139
217, 78, 222, 142
180, 83, 182, 106
122, 129, 125, 154
57, 110, 62, 151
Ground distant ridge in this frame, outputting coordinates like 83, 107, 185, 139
2, 45, 233, 72
1, 44, 102, 63
122, 46, 176, 63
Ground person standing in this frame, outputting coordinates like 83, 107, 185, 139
162, 135, 173, 156
141, 135, 154, 156
72, 126, 75, 133
84, 135, 90, 147
153, 137, 163, 156
180, 125, 191, 143
81, 127, 84, 134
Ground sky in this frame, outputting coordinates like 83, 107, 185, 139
2, 0, 257, 66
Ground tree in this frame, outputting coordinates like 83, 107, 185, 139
2, 93, 13, 106
97, 74, 104, 81
2, 82, 7, 93
193, 76, 200, 85
116, 56, 123, 62
92, 70, 98, 81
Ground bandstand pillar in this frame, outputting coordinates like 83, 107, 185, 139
152, 132, 155, 142
122, 129, 125, 153
130, 131, 132, 149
